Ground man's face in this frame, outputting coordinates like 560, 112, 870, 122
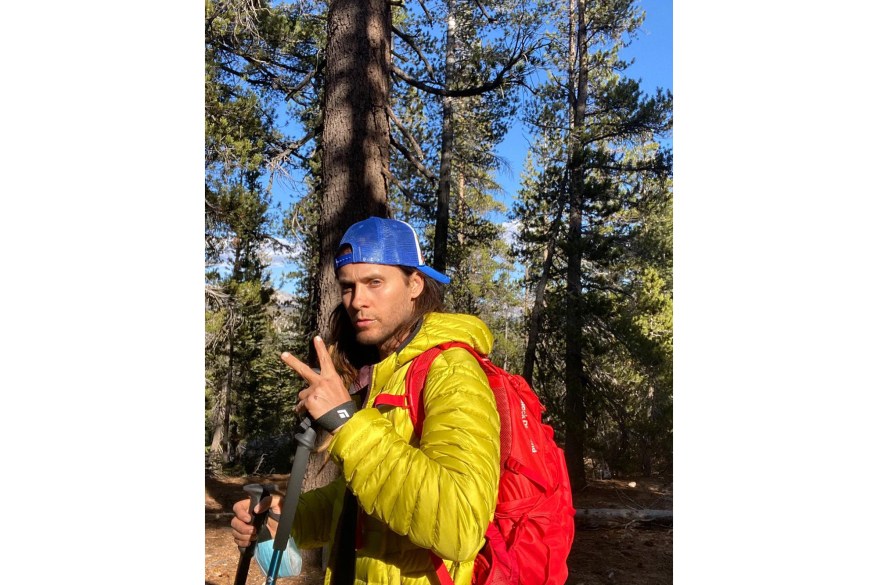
337, 262, 424, 358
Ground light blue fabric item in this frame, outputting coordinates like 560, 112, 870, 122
255, 536, 302, 578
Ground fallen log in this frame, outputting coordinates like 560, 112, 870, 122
575, 508, 672, 528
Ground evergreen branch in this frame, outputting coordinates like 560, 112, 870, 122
215, 38, 315, 78
267, 127, 318, 168
391, 25, 437, 80
472, 0, 496, 24
526, 119, 570, 133
266, 235, 298, 253
587, 312, 654, 368
586, 160, 669, 175
578, 125, 666, 149
415, 0, 434, 25
215, 58, 316, 103
387, 105, 427, 161
391, 46, 526, 98
390, 134, 437, 182
387, 173, 433, 212
520, 78, 543, 96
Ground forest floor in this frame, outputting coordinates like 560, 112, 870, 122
205, 472, 672, 585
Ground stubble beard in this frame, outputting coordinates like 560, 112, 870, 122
355, 321, 413, 359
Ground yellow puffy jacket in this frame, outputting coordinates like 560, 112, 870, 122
291, 312, 501, 585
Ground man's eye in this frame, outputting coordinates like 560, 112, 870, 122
370, 279, 382, 286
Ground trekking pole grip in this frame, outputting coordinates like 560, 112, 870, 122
242, 483, 275, 548
233, 483, 275, 585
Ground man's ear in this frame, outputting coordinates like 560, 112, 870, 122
409, 271, 425, 299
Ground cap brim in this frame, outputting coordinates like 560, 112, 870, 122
417, 265, 451, 284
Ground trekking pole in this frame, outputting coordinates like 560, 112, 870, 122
264, 415, 318, 585
233, 483, 276, 585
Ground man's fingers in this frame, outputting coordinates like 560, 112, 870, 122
313, 336, 334, 376
257, 494, 282, 538
281, 351, 319, 383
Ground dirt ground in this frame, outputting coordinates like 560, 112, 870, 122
205, 472, 672, 585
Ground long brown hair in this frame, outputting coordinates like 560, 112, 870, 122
329, 267, 446, 385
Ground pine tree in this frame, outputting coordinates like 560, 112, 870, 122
515, 0, 672, 487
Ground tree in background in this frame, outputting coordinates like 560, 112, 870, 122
205, 31, 280, 468
515, 0, 672, 487
388, 0, 544, 276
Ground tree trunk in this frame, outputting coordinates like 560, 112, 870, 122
208, 344, 233, 465
640, 381, 656, 476
433, 1, 458, 274
318, 0, 392, 340
208, 374, 230, 469
522, 210, 562, 386
562, 0, 589, 491
209, 285, 238, 469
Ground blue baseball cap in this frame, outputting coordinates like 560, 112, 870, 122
334, 217, 451, 284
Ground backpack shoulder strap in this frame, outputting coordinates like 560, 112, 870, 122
399, 344, 443, 436
405, 341, 487, 585
403, 342, 488, 435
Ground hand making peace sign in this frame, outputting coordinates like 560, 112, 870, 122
281, 336, 351, 426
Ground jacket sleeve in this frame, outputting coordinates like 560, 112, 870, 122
290, 475, 345, 549
327, 348, 501, 562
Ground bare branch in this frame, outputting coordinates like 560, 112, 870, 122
213, 0, 263, 42
391, 49, 410, 64
283, 66, 319, 102
205, 284, 230, 307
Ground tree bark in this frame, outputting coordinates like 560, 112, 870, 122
209, 247, 242, 468
208, 374, 230, 468
563, 0, 589, 491
208, 324, 234, 468
522, 210, 562, 386
318, 0, 392, 340
433, 0, 458, 274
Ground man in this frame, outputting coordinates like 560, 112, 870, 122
231, 216, 501, 585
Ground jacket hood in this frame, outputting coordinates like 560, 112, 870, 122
396, 312, 494, 365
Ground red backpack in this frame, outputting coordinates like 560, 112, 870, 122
376, 342, 575, 585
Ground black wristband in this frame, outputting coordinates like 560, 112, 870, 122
314, 400, 359, 432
